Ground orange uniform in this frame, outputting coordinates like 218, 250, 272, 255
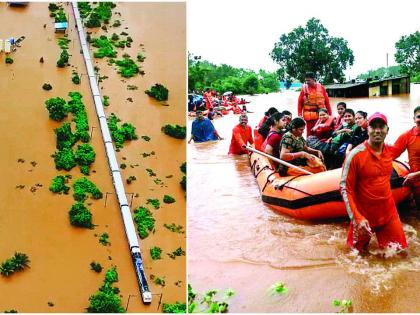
340, 141, 407, 250
391, 127, 420, 202
228, 124, 254, 155
298, 83, 332, 136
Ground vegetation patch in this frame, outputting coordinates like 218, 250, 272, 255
72, 71, 80, 85
45, 97, 68, 121
92, 35, 117, 58
137, 52, 146, 62
145, 83, 169, 101
0, 253, 30, 277
127, 84, 138, 90
90, 261, 103, 273
49, 175, 71, 194
83, 2, 115, 29
188, 284, 235, 313
103, 95, 110, 106
268, 282, 288, 296
141, 135, 151, 142
126, 175, 136, 184
162, 302, 186, 313
73, 177, 103, 201
146, 198, 160, 210
161, 124, 187, 139
164, 223, 184, 234
146, 168, 156, 177
87, 266, 125, 313
57, 38, 71, 49
133, 206, 155, 239
57, 49, 69, 68
42, 83, 53, 91
69, 202, 93, 228
163, 195, 175, 204
55, 122, 76, 150
150, 247, 162, 260
99, 233, 110, 246
120, 163, 126, 169
152, 276, 165, 287
53, 147, 76, 171
332, 299, 352, 313
107, 113, 138, 149
74, 143, 96, 175
5, 57, 13, 64
167, 247, 185, 260
114, 56, 141, 78
68, 92, 90, 143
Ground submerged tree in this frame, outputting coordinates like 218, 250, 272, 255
270, 18, 354, 83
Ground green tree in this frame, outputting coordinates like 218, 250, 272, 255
395, 31, 420, 76
242, 74, 260, 95
270, 18, 354, 84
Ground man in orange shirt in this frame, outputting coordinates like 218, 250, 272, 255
298, 72, 332, 137
392, 106, 420, 209
228, 114, 254, 155
340, 112, 407, 252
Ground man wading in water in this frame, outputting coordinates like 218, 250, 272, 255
340, 112, 407, 254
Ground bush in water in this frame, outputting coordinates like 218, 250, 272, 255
188, 284, 235, 313
73, 177, 103, 202
56, 49, 69, 68
150, 247, 162, 260
163, 195, 175, 204
74, 143, 96, 175
90, 261, 103, 273
49, 175, 71, 194
69, 202, 93, 228
145, 83, 169, 101
55, 122, 76, 150
0, 252, 30, 277
163, 302, 186, 313
45, 97, 68, 121
161, 124, 186, 139
72, 72, 80, 85
53, 147, 77, 171
107, 113, 138, 148
133, 206, 155, 239
5, 57, 13, 64
114, 56, 140, 78
87, 266, 125, 313
42, 83, 53, 91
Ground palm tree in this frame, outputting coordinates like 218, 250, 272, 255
0, 261, 16, 277
11, 252, 30, 271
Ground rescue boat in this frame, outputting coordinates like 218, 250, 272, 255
249, 150, 411, 220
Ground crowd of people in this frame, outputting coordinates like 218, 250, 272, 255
188, 88, 249, 120
188, 72, 419, 253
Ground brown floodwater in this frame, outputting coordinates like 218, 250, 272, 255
0, 2, 185, 313
188, 85, 420, 312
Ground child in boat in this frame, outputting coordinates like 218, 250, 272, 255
279, 117, 326, 176
334, 102, 347, 130
345, 111, 368, 156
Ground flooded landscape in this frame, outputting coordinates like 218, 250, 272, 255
0, 2, 185, 312
188, 86, 420, 312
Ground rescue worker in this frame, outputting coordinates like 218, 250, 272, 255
297, 72, 332, 136
228, 114, 254, 155
391, 106, 420, 209
340, 112, 407, 253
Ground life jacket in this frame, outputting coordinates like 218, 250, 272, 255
302, 83, 326, 121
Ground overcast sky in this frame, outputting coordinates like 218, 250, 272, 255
188, 0, 420, 80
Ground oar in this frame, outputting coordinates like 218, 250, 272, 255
244, 145, 314, 175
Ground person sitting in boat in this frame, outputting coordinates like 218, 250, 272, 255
257, 107, 279, 129
329, 108, 358, 168
345, 111, 369, 156
340, 112, 407, 253
228, 114, 254, 155
188, 110, 223, 143
254, 107, 279, 150
306, 108, 336, 166
334, 102, 347, 130
261, 112, 289, 159
391, 105, 420, 209
279, 117, 326, 176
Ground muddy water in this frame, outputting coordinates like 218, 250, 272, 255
188, 86, 420, 312
0, 2, 185, 313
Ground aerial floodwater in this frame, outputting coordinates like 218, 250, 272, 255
0, 2, 185, 313
188, 85, 420, 312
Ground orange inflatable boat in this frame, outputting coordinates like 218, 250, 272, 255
249, 150, 411, 220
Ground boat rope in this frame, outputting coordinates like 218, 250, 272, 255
262, 171, 277, 193
70, 2, 151, 304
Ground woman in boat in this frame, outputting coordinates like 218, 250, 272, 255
329, 108, 357, 168
261, 112, 288, 159
334, 102, 347, 130
345, 110, 368, 156
279, 117, 326, 176
307, 108, 335, 150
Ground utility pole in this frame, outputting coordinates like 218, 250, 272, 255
386, 53, 388, 67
